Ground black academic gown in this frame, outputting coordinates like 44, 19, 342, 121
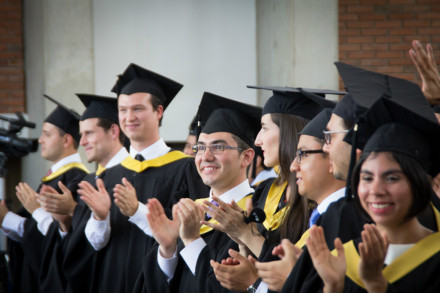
133, 229, 237, 293
60, 171, 107, 293
63, 151, 208, 293
7, 165, 88, 293
280, 199, 440, 293
133, 194, 252, 293
280, 196, 368, 293
342, 233, 440, 293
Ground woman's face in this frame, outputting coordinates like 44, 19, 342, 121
255, 114, 280, 168
357, 152, 413, 229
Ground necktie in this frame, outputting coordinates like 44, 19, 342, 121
309, 208, 320, 228
135, 154, 145, 162
45, 169, 52, 177
205, 200, 219, 221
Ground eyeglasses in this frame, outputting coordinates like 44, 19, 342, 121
322, 130, 349, 145
192, 144, 242, 155
295, 149, 325, 164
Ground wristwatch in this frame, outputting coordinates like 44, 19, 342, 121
247, 278, 262, 293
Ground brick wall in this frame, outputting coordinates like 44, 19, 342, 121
339, 0, 440, 85
0, 0, 25, 113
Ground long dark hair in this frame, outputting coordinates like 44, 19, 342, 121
270, 113, 310, 243
352, 151, 434, 224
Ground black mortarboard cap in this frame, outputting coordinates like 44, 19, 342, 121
43, 94, 81, 142
196, 92, 262, 146
332, 93, 366, 125
111, 63, 183, 110
353, 98, 440, 176
188, 115, 204, 136
77, 94, 119, 123
299, 108, 333, 140
335, 62, 436, 125
247, 86, 340, 120
341, 62, 438, 145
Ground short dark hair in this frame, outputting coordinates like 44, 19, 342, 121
342, 117, 354, 130
352, 151, 433, 224
96, 118, 126, 145
57, 128, 79, 149
231, 134, 251, 154
150, 94, 164, 127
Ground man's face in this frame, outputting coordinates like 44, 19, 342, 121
195, 132, 246, 194
322, 114, 352, 181
79, 118, 114, 164
38, 122, 65, 163
290, 135, 331, 203
183, 134, 197, 157
118, 92, 162, 143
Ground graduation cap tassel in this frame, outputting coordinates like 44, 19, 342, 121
345, 123, 359, 200
195, 114, 202, 141
251, 154, 258, 180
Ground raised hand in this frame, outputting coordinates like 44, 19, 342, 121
15, 182, 40, 213
358, 224, 389, 293
200, 196, 265, 256
78, 179, 111, 221
409, 40, 440, 104
211, 248, 259, 292
147, 198, 180, 258
307, 225, 346, 293
37, 181, 77, 216
255, 239, 303, 291
176, 198, 204, 247
113, 177, 138, 217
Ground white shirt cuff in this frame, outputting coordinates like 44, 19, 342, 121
1, 212, 25, 241
58, 229, 69, 239
128, 202, 153, 237
85, 212, 111, 251
255, 281, 268, 293
179, 237, 207, 275
32, 207, 53, 236
157, 248, 178, 283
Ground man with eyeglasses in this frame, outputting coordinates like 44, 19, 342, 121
132, 92, 261, 293
253, 108, 346, 292
280, 62, 428, 292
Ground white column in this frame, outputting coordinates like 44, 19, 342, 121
23, 0, 95, 187
256, 0, 339, 105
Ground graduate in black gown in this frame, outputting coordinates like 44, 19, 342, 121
132, 92, 261, 293
63, 64, 208, 293
0, 95, 89, 293
307, 96, 440, 293
34, 94, 128, 292
282, 63, 440, 293
250, 108, 348, 292
207, 86, 343, 292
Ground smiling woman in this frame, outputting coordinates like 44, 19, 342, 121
307, 97, 440, 293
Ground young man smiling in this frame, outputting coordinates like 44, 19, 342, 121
132, 92, 261, 293
73, 64, 208, 293
1, 96, 89, 293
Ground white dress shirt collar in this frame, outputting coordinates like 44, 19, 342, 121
105, 147, 129, 169
129, 138, 171, 161
209, 180, 254, 204
50, 153, 82, 173
317, 187, 346, 215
